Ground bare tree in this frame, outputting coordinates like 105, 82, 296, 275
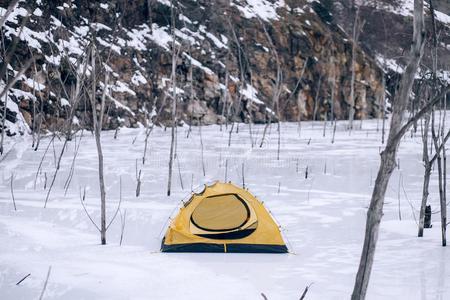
0, 59, 34, 154
431, 107, 447, 245
330, 55, 338, 143
197, 117, 206, 176
89, 43, 108, 244
417, 0, 449, 242
381, 76, 386, 144
258, 17, 283, 160
0, 7, 34, 154
43, 51, 89, 207
226, 17, 248, 147
351, 1, 426, 298
313, 74, 322, 122
348, 7, 365, 131
220, 53, 230, 131
428, 0, 447, 246
167, 0, 178, 196
281, 57, 309, 137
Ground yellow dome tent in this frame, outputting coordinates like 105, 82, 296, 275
161, 181, 288, 253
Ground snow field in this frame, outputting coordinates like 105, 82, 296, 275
0, 119, 449, 299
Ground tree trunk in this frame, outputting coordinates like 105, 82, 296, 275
418, 164, 431, 236
95, 118, 106, 245
425, 0, 446, 245
90, 45, 107, 245
418, 110, 431, 237
313, 75, 322, 122
330, 56, 337, 143
167, 0, 177, 196
348, 8, 359, 131
381, 76, 386, 144
351, 1, 425, 298
432, 109, 447, 246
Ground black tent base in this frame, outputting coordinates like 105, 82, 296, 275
161, 241, 288, 253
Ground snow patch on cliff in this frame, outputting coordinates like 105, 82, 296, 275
182, 52, 214, 76
131, 71, 147, 86
375, 54, 405, 73
231, 0, 286, 22
241, 84, 263, 104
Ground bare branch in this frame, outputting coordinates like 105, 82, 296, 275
79, 187, 101, 232
388, 86, 450, 152
0, 0, 19, 28
34, 135, 55, 189
106, 177, 123, 231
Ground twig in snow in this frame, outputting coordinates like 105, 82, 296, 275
260, 115, 271, 148
10, 173, 16, 211
248, 114, 255, 148
225, 159, 228, 182
52, 136, 57, 167
299, 283, 313, 300
119, 209, 127, 246
16, 273, 31, 285
228, 122, 234, 147
242, 162, 245, 188
38, 266, 51, 300
277, 122, 281, 160
307, 179, 314, 203
199, 118, 206, 176
142, 122, 153, 165
176, 154, 184, 190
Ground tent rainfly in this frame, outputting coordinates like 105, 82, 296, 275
161, 181, 288, 253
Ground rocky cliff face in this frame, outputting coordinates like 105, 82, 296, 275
1, 0, 386, 134
321, 0, 450, 94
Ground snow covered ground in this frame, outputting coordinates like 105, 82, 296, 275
0, 119, 449, 299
